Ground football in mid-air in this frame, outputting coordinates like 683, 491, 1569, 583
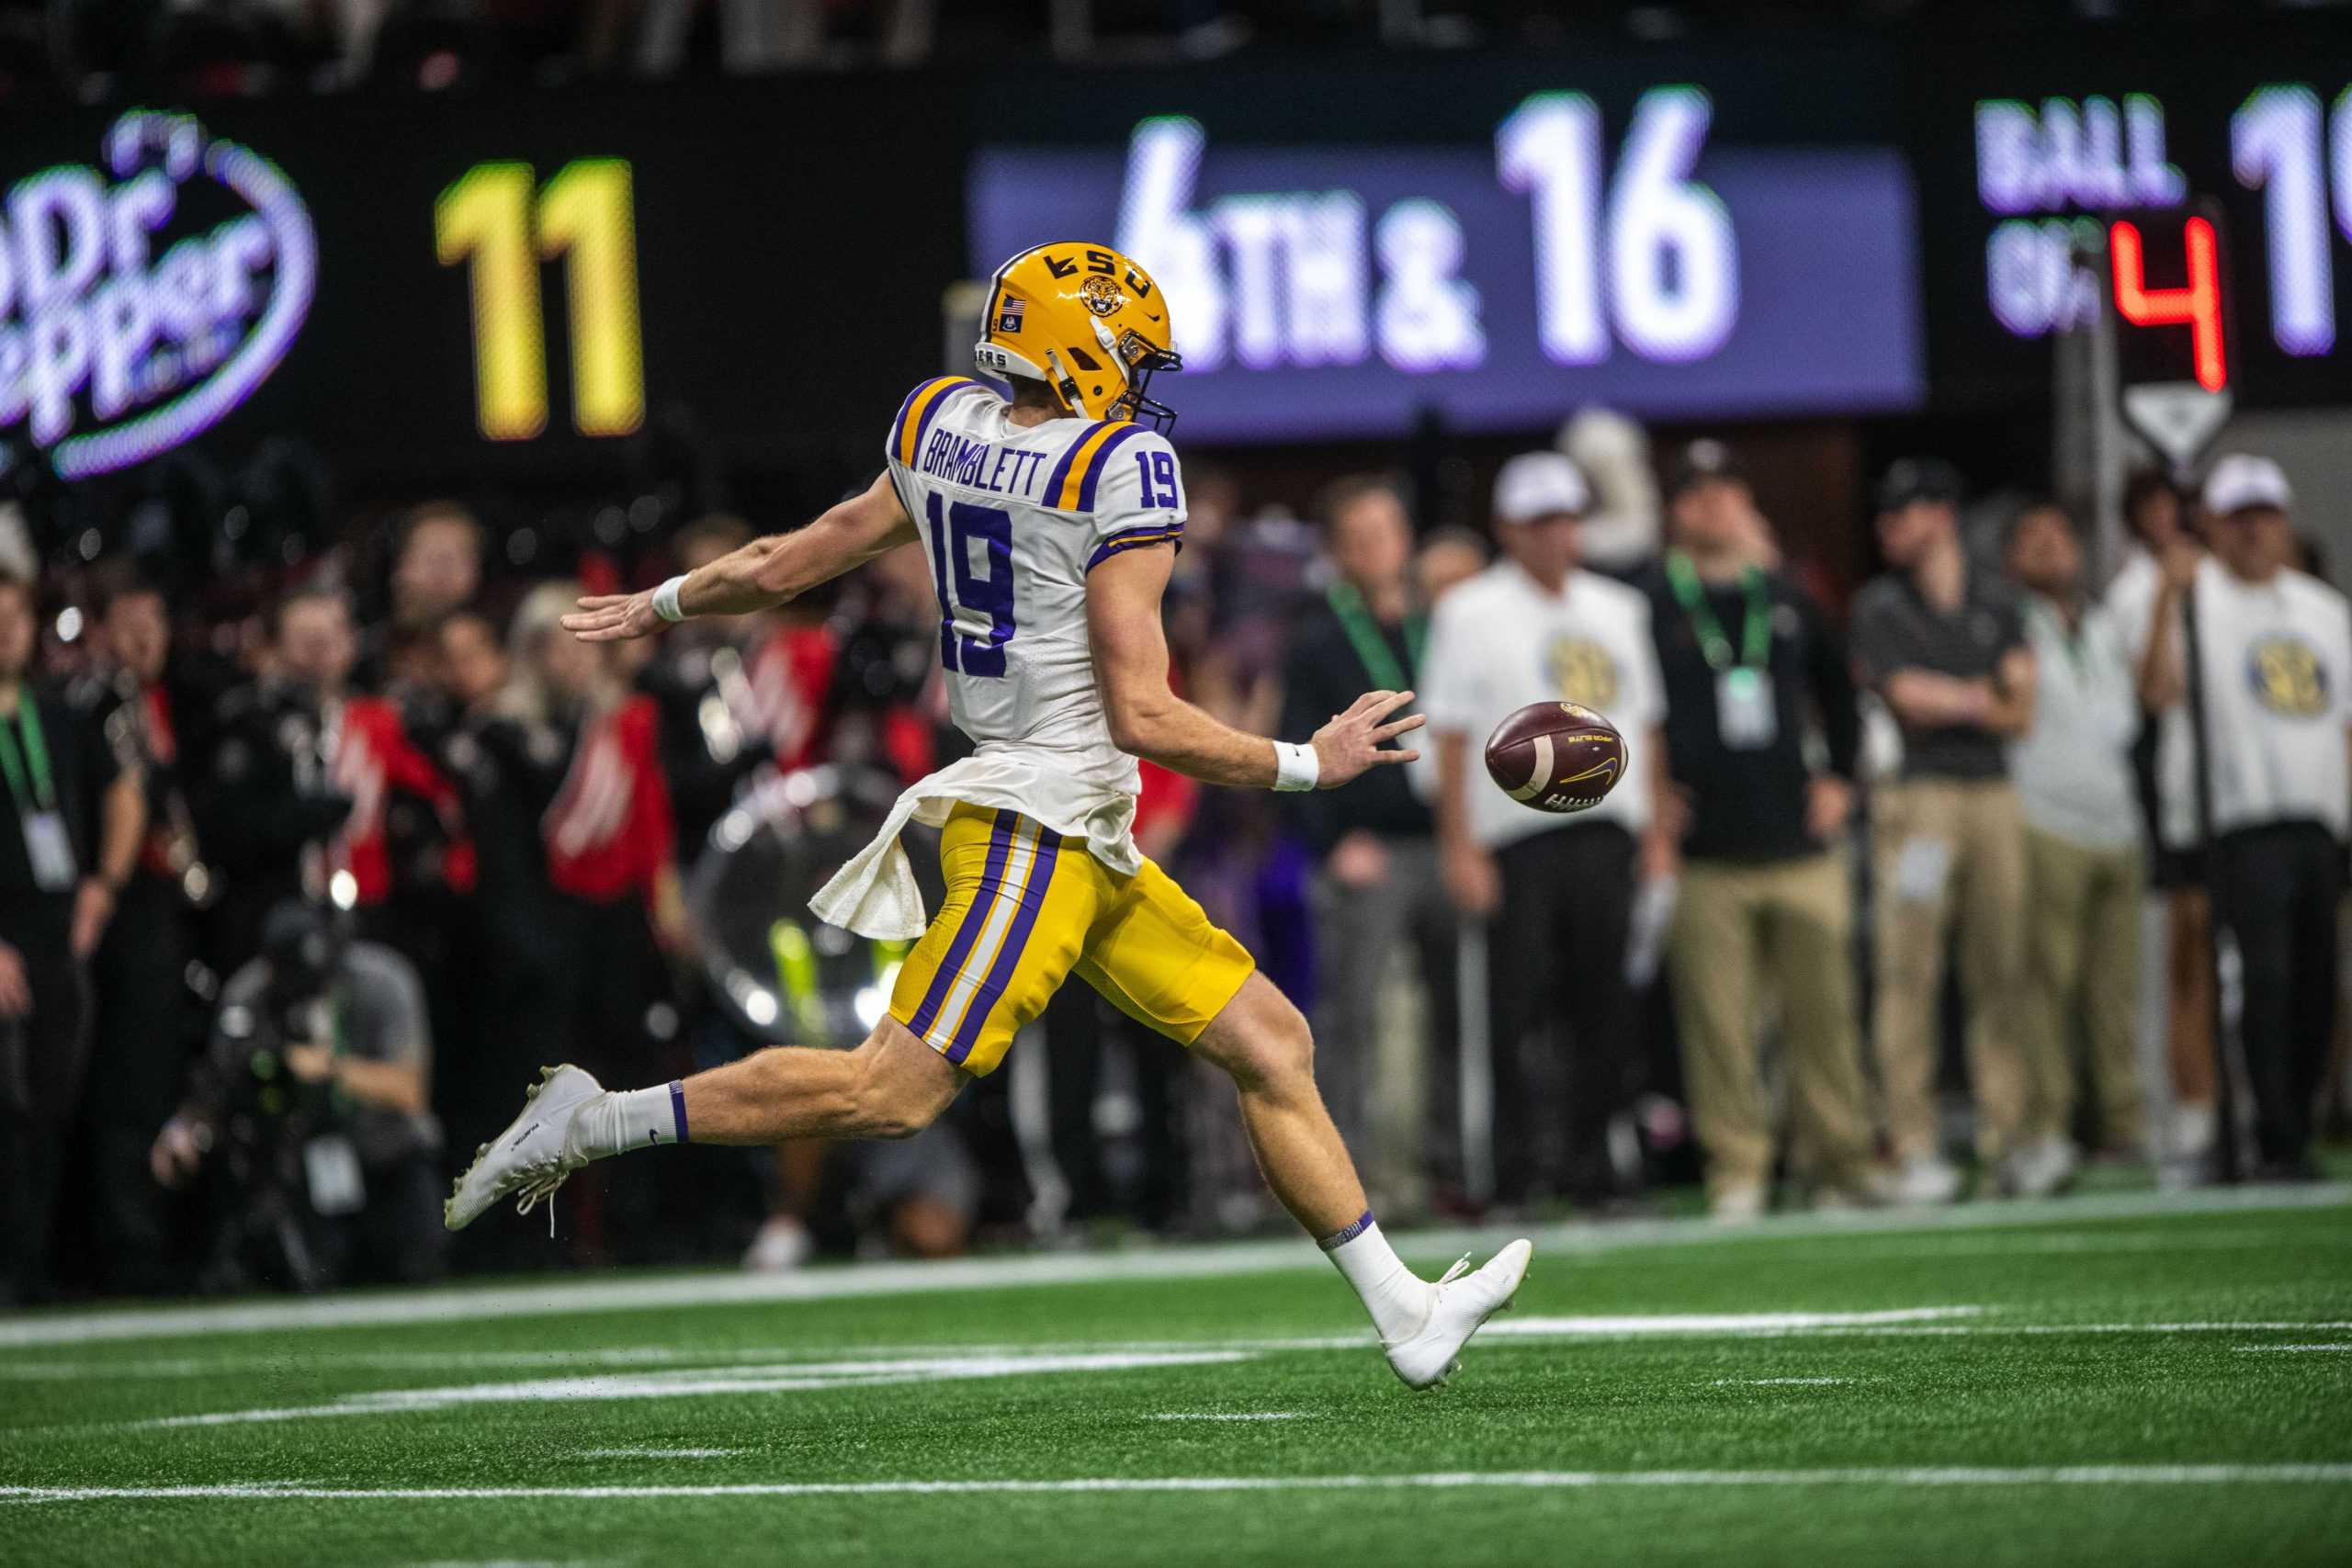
1484, 701, 1625, 814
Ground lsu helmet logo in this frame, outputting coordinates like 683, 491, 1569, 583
974, 243, 1183, 430
1079, 274, 1123, 316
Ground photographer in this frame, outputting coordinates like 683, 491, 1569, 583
150, 900, 445, 1291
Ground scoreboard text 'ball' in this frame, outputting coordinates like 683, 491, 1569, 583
1484, 701, 1625, 814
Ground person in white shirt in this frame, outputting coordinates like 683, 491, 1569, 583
2140, 454, 2349, 1179
2005, 500, 2148, 1193
1421, 452, 1674, 1210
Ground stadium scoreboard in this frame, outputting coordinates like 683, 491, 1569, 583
0, 28, 2345, 480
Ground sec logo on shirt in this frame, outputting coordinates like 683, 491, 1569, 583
1545, 637, 1621, 709
2249, 637, 2329, 717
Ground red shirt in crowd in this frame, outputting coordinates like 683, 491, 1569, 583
541, 694, 676, 904
330, 695, 464, 904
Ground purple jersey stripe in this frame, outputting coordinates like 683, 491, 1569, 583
1039, 421, 1108, 509
1077, 423, 1151, 512
887, 379, 934, 462
907, 810, 1017, 1036
945, 823, 1064, 1066
1085, 525, 1186, 571
905, 378, 978, 470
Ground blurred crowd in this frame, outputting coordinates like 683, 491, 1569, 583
0, 412, 2346, 1306
0, 0, 2327, 99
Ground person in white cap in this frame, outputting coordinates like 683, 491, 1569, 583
2139, 453, 2349, 1180
1419, 451, 1672, 1212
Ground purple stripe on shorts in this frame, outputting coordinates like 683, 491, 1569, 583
944, 823, 1062, 1066
907, 810, 1016, 1038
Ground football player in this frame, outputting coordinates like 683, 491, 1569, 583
447, 243, 1530, 1389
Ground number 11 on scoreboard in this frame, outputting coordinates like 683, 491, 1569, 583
436, 159, 646, 440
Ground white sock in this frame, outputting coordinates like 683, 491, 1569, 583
574, 1082, 687, 1159
1321, 1212, 1432, 1345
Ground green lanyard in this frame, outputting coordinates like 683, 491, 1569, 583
1326, 581, 1426, 694
0, 695, 58, 813
1665, 551, 1772, 672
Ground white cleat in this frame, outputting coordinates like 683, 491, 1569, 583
444, 1065, 605, 1232
1383, 1238, 1533, 1391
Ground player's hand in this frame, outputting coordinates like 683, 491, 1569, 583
1806, 774, 1855, 840
562, 591, 665, 643
1310, 690, 1424, 788
1442, 837, 1501, 919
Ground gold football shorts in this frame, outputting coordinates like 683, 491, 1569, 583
889, 801, 1257, 1076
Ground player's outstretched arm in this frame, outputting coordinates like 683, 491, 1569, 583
1086, 545, 1422, 790
563, 471, 915, 642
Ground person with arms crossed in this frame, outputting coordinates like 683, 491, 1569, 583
1849, 459, 2037, 1203
447, 243, 1529, 1389
2003, 500, 2149, 1193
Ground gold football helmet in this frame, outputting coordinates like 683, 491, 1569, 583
973, 243, 1183, 431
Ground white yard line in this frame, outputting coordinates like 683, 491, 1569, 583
1144, 1413, 1310, 1422
21, 1310, 2352, 1393
578, 1448, 748, 1460
1, 1183, 2339, 1350
6, 1466, 2350, 1506
1713, 1378, 1854, 1386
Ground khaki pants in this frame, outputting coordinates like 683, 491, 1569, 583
2021, 827, 2148, 1152
1871, 778, 2030, 1162
1668, 853, 1873, 1199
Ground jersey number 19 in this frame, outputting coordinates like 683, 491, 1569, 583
924, 493, 1016, 678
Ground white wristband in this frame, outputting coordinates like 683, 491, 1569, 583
1272, 740, 1321, 793
650, 574, 688, 624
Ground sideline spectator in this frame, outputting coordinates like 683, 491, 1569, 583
1644, 441, 1873, 1219
1850, 458, 2037, 1202
0, 573, 143, 1303
1423, 452, 1671, 1209
1281, 475, 1456, 1212
2141, 457, 2348, 1180
69, 564, 220, 1293
2006, 500, 2148, 1191
2108, 470, 2222, 1168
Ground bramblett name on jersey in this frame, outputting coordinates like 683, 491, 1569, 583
914, 426, 1056, 499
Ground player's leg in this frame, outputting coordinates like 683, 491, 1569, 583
1190, 972, 1370, 1236
444, 1017, 963, 1231
447, 802, 1084, 1232
1081, 862, 1530, 1387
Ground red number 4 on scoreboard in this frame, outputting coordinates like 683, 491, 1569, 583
2109, 218, 2228, 392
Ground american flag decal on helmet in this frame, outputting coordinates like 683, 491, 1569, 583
995, 293, 1024, 334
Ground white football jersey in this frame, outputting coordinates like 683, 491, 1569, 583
884, 376, 1186, 807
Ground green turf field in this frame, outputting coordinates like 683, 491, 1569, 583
5, 1186, 2349, 1566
